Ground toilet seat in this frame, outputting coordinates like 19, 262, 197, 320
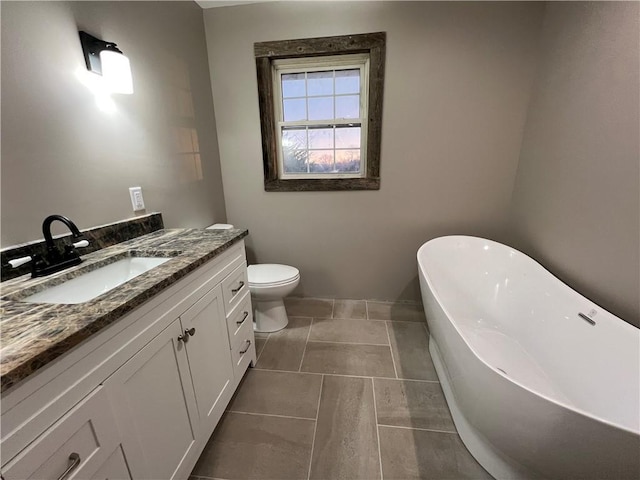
248, 264, 300, 287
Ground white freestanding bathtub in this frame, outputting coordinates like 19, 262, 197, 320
418, 236, 640, 480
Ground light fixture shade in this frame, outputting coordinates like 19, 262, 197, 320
99, 50, 133, 94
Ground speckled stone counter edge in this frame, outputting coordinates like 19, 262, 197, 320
0, 227, 248, 393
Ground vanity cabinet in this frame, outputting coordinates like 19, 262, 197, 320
1, 240, 255, 480
105, 286, 233, 480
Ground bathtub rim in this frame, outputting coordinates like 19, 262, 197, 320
417, 234, 640, 437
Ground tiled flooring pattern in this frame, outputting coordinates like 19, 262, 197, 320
191, 298, 491, 480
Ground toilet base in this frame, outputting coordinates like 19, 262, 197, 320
253, 299, 289, 333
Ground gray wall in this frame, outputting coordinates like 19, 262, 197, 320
509, 2, 640, 325
203, 1, 545, 301
1, 1, 226, 247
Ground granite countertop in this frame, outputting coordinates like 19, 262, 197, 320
0, 228, 248, 393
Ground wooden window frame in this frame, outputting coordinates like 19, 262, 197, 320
255, 32, 386, 192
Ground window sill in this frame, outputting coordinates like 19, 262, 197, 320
264, 177, 380, 192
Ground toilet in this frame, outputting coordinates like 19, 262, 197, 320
206, 224, 299, 333
247, 264, 300, 333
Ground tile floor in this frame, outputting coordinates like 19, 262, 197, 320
191, 298, 491, 480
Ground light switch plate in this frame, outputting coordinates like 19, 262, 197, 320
129, 187, 145, 211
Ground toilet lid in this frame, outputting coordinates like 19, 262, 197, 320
248, 264, 300, 287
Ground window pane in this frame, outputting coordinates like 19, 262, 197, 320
336, 95, 360, 119
308, 128, 333, 149
335, 69, 360, 94
308, 96, 333, 120
283, 98, 307, 121
307, 71, 333, 96
335, 126, 361, 148
283, 149, 308, 173
282, 128, 307, 149
336, 150, 361, 172
309, 150, 334, 172
282, 73, 306, 98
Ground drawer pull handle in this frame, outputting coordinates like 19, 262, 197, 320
57, 453, 81, 480
239, 340, 252, 354
231, 281, 245, 294
237, 311, 249, 325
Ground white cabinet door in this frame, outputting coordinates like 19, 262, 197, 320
90, 446, 132, 480
104, 319, 198, 480
180, 285, 234, 435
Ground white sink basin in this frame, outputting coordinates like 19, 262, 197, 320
24, 257, 170, 304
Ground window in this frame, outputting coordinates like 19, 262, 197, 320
275, 55, 368, 179
255, 33, 386, 191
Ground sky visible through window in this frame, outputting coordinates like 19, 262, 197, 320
280, 69, 363, 175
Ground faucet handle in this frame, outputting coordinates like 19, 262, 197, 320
63, 239, 88, 261
8, 256, 33, 268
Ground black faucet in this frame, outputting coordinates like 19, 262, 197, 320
43, 214, 83, 249
32, 215, 87, 277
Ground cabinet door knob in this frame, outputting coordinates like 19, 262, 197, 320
56, 453, 81, 480
236, 311, 249, 325
239, 340, 252, 354
186, 327, 196, 337
177, 333, 188, 343
231, 281, 245, 294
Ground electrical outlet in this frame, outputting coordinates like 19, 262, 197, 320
129, 187, 145, 211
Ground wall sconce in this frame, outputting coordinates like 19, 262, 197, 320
79, 31, 133, 94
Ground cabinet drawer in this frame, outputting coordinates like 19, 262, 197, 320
221, 264, 248, 315
230, 319, 255, 379
2, 386, 119, 480
226, 292, 252, 345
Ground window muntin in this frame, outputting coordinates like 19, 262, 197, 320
273, 55, 369, 179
